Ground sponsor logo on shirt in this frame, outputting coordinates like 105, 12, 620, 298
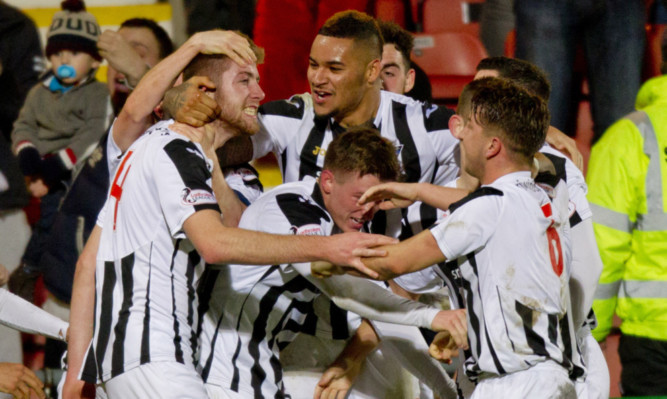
291, 224, 324, 236
181, 188, 216, 206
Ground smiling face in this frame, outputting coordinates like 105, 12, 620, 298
380, 43, 414, 94
215, 61, 265, 135
308, 35, 374, 123
49, 50, 99, 85
320, 169, 384, 232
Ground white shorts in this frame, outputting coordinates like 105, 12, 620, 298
103, 362, 207, 399
471, 361, 576, 399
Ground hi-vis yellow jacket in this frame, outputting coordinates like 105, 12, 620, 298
588, 75, 667, 342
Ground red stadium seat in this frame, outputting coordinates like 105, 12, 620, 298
375, 0, 407, 27
422, 0, 484, 35
411, 31, 488, 101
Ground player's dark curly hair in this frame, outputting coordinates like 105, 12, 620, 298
318, 10, 383, 61
476, 56, 551, 101
324, 127, 400, 182
458, 77, 549, 164
378, 20, 414, 70
120, 18, 174, 60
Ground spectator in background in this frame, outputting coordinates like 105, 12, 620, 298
514, 0, 645, 144
100, 18, 174, 115
10, 0, 108, 301
478, 0, 514, 57
0, 1, 39, 369
588, 73, 667, 396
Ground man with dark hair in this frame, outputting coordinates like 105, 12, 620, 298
377, 20, 416, 96
475, 56, 551, 103
197, 128, 467, 399
325, 78, 580, 398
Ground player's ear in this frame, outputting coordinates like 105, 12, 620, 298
404, 68, 415, 93
320, 169, 335, 194
366, 58, 381, 85
486, 136, 502, 159
449, 115, 463, 139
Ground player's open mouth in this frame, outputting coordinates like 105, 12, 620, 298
313, 90, 332, 103
243, 107, 257, 116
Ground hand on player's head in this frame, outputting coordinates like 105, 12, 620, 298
164, 76, 221, 127
358, 182, 419, 210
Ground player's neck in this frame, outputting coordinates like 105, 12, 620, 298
336, 88, 381, 129
210, 119, 240, 148
480, 157, 532, 185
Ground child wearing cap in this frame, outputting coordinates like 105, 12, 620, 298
8, 0, 109, 303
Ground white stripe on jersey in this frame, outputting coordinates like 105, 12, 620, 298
82, 120, 238, 383
429, 172, 584, 381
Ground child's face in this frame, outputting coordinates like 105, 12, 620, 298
49, 50, 100, 85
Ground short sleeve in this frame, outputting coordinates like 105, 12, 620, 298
106, 118, 123, 176
429, 195, 500, 260
155, 139, 220, 238
223, 164, 263, 206
394, 267, 444, 294
96, 198, 109, 228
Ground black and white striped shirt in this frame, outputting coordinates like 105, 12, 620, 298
429, 172, 583, 381
252, 90, 459, 185
197, 179, 440, 398
81, 121, 258, 383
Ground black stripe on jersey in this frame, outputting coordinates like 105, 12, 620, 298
95, 261, 117, 379
247, 276, 320, 397
515, 300, 549, 357
548, 313, 559, 346
437, 261, 464, 308
329, 301, 350, 340
163, 139, 221, 214
569, 211, 582, 228
298, 117, 328, 180
469, 253, 506, 375
422, 103, 454, 133
81, 345, 99, 383
228, 266, 280, 388
392, 101, 421, 182
259, 97, 306, 119
420, 203, 438, 230
196, 267, 219, 343
276, 192, 331, 229
280, 149, 288, 182
170, 239, 185, 364
140, 243, 153, 365
560, 312, 585, 379
458, 258, 480, 374
186, 250, 199, 364
535, 152, 567, 189
448, 187, 503, 214
111, 253, 135, 377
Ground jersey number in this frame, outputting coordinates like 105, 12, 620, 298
110, 151, 134, 230
541, 203, 563, 276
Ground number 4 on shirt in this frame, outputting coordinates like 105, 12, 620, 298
110, 151, 134, 231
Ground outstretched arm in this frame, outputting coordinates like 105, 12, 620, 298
359, 182, 468, 211
0, 289, 68, 341
184, 209, 397, 278
113, 30, 256, 152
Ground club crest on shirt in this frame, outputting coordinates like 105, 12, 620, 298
181, 188, 216, 206
291, 223, 324, 236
